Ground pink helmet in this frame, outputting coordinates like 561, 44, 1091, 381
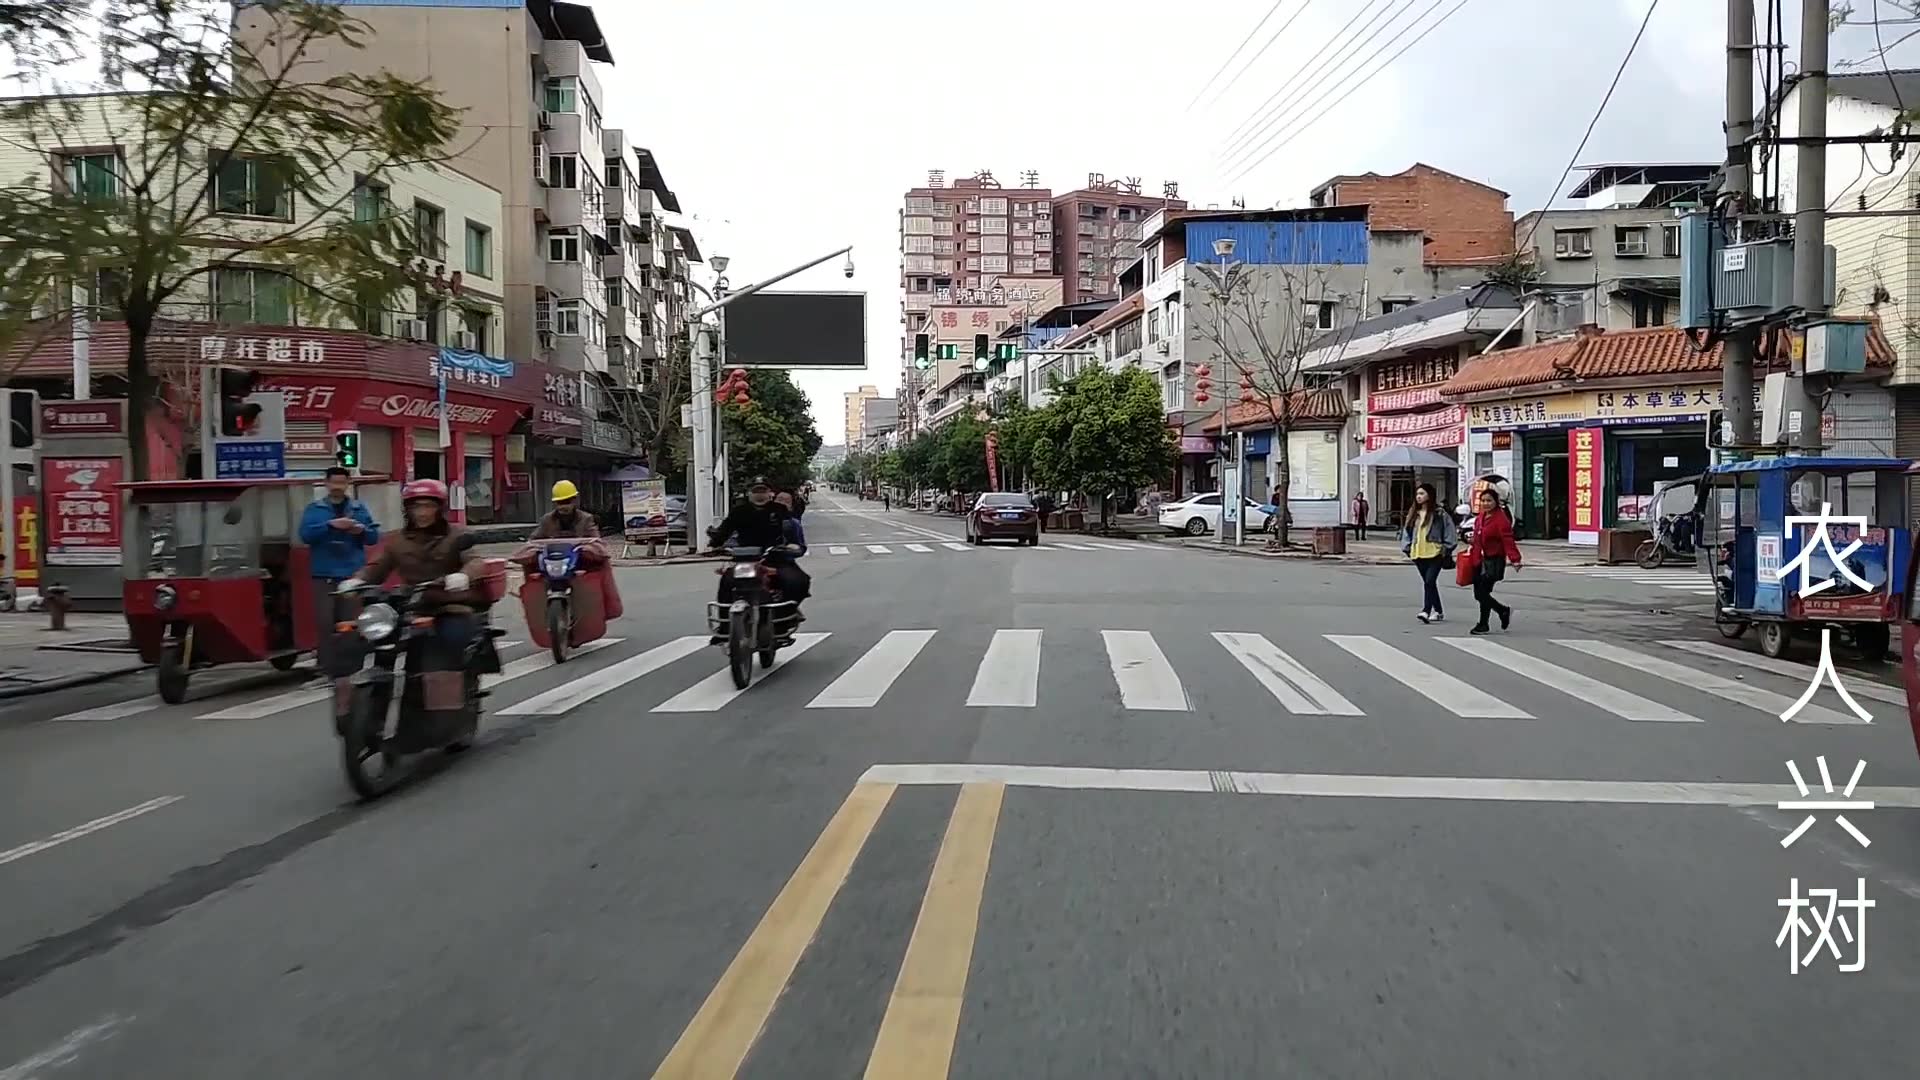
402, 478, 448, 504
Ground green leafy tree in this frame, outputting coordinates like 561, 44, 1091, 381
1030, 367, 1175, 528
719, 369, 821, 491
0, 0, 462, 478
940, 414, 991, 492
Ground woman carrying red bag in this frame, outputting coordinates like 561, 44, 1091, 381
1460, 485, 1521, 634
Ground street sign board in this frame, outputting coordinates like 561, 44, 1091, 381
214, 440, 287, 479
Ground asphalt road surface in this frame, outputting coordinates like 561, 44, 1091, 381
3, 488, 1919, 1078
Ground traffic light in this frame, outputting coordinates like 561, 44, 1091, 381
7, 388, 39, 449
973, 334, 989, 372
217, 367, 261, 437
1706, 408, 1730, 449
913, 333, 931, 371
995, 343, 1020, 362
333, 430, 361, 471
937, 343, 957, 361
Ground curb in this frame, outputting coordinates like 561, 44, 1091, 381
0, 662, 150, 700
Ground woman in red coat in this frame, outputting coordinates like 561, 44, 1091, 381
1467, 486, 1522, 634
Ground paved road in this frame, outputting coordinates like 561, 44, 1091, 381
2, 488, 1918, 1077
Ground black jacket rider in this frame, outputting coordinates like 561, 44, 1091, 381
712, 499, 811, 606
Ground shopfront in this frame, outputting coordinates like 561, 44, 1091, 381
1465, 383, 1716, 542
1359, 352, 1465, 526
528, 370, 635, 521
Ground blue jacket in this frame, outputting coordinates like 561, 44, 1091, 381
299, 496, 380, 579
782, 515, 808, 556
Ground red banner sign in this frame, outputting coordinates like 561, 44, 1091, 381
12, 497, 37, 587
1367, 386, 1445, 415
39, 400, 125, 436
43, 457, 123, 566
253, 377, 523, 436
1364, 427, 1463, 452
1366, 406, 1464, 436
1568, 428, 1604, 538
985, 431, 1000, 491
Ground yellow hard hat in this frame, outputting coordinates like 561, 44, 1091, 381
551, 479, 579, 502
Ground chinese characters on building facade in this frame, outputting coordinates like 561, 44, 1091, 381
198, 335, 326, 365
1567, 428, 1602, 540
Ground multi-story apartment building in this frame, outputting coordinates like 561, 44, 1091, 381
602, 132, 685, 388
236, 0, 686, 386
843, 384, 880, 447
1051, 176, 1186, 303
898, 170, 1054, 430
1513, 162, 1713, 336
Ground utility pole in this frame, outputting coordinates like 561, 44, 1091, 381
1721, 0, 1758, 455
1789, 0, 1830, 453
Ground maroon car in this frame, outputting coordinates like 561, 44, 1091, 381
965, 492, 1041, 546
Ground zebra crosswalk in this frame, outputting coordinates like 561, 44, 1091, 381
1536, 565, 1716, 596
52, 628, 1895, 730
819, 539, 1152, 558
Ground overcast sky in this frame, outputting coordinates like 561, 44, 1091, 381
598, 0, 1920, 442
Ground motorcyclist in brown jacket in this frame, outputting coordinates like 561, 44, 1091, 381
532, 479, 600, 540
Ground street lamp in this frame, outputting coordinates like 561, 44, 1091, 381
1210, 237, 1241, 545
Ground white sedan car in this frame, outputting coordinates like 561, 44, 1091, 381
1159, 492, 1272, 536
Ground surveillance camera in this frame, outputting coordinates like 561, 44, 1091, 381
843, 256, 855, 279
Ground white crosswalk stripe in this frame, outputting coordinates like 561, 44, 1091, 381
1103, 630, 1188, 711
904, 543, 934, 553
1217, 632, 1360, 715
1327, 634, 1524, 718
865, 545, 892, 554
968, 629, 1042, 707
652, 633, 831, 712
829, 545, 851, 555
942, 542, 970, 551
1540, 566, 1716, 595
1659, 639, 1904, 705
807, 629, 936, 709
808, 540, 1160, 559
1440, 638, 1700, 722
1553, 639, 1868, 724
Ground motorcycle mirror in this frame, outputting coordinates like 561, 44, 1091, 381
221, 501, 246, 526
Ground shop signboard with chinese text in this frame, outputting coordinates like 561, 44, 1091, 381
1468, 384, 1749, 430
1369, 351, 1459, 395
214, 440, 287, 479
1364, 427, 1464, 453
1367, 386, 1444, 414
39, 400, 124, 436
1567, 428, 1603, 544
252, 377, 523, 436
430, 346, 515, 392
12, 497, 37, 587
198, 334, 326, 366
1786, 523, 1892, 621
1365, 406, 1464, 452
43, 457, 122, 566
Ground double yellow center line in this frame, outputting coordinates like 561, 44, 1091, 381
652, 781, 1006, 1080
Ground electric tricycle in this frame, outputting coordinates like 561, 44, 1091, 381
1696, 456, 1909, 660
121, 477, 402, 703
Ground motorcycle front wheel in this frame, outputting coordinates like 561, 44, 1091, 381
1634, 539, 1665, 569
728, 609, 754, 689
547, 596, 570, 664
342, 681, 401, 799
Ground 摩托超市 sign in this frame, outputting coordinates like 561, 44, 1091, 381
1467, 385, 1722, 429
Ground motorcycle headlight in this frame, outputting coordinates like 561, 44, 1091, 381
355, 603, 398, 642
731, 563, 758, 579
544, 557, 570, 576
153, 583, 177, 611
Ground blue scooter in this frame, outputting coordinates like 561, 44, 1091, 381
534, 540, 584, 663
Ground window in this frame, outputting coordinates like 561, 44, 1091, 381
1614, 225, 1649, 256
605, 158, 622, 187
413, 201, 446, 259
1552, 228, 1593, 258
639, 266, 651, 289
464, 220, 491, 277
981, 197, 1007, 215
981, 255, 1008, 273
965, 256, 980, 271
638, 312, 654, 337
606, 278, 622, 308
555, 297, 582, 335
1662, 223, 1682, 257
61, 152, 120, 199
982, 235, 1007, 254
352, 178, 389, 224
547, 154, 579, 189
419, 296, 445, 344
903, 216, 933, 235
1013, 258, 1034, 274
981, 217, 1008, 234
904, 235, 934, 254
212, 267, 294, 325
549, 227, 580, 263
544, 76, 577, 113
906, 195, 934, 213
212, 154, 292, 219
1012, 238, 1033, 256
1382, 299, 1415, 314
1307, 301, 1337, 329
965, 236, 980, 253
912, 277, 930, 292
461, 308, 490, 353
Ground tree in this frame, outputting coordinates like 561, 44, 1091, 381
1196, 231, 1362, 547
1029, 367, 1174, 529
719, 369, 821, 491
940, 413, 991, 492
0, 0, 463, 478
609, 335, 692, 485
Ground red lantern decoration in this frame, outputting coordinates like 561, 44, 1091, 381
1196, 364, 1212, 378
1239, 389, 1256, 403
733, 390, 751, 404
1195, 390, 1210, 404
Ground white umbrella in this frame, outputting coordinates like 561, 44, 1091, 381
1347, 445, 1461, 470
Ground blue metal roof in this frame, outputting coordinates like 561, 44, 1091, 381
1709, 455, 1912, 473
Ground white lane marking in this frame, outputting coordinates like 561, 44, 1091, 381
485, 637, 622, 689
942, 542, 969, 551
1554, 639, 1866, 725
497, 640, 524, 650
501, 637, 700, 716
652, 633, 831, 712
55, 697, 162, 723
829, 545, 851, 556
905, 543, 934, 553
1660, 639, 1904, 705
1216, 632, 1363, 716
1054, 542, 1099, 551
0, 797, 183, 867
966, 629, 1042, 707
198, 685, 330, 721
1088, 542, 1134, 550
1440, 638, 1699, 722
0, 1015, 132, 1080
806, 630, 937, 709
866, 545, 893, 554
1101, 630, 1189, 711
1326, 635, 1526, 718
856, 762, 1920, 808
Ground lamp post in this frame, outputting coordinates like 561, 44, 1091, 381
686, 245, 853, 542
1210, 236, 1239, 545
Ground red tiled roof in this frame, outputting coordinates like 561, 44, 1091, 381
1199, 387, 1349, 432
1440, 322, 1897, 398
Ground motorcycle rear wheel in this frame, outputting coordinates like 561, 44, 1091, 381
1634, 539, 1664, 569
342, 682, 402, 799
547, 597, 570, 664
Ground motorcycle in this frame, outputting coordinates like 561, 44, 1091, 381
332, 550, 506, 799
1634, 512, 1697, 569
528, 539, 589, 663
708, 545, 802, 690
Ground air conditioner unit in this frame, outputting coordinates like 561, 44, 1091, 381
537, 329, 555, 350
532, 149, 548, 186
537, 109, 552, 131
397, 319, 428, 341
454, 330, 479, 350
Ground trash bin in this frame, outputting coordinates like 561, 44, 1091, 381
1312, 527, 1346, 556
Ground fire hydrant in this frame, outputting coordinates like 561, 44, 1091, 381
45, 584, 71, 631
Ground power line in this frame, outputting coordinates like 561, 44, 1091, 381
1187, 0, 1303, 112
1512, 0, 1662, 255
1214, 0, 1398, 158
1227, 0, 1458, 184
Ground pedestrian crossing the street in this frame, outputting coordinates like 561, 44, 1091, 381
56, 626, 1895, 730
1537, 565, 1716, 596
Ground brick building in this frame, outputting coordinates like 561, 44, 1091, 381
1051, 176, 1187, 303
1308, 163, 1514, 277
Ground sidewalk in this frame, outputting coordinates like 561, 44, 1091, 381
0, 612, 148, 699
